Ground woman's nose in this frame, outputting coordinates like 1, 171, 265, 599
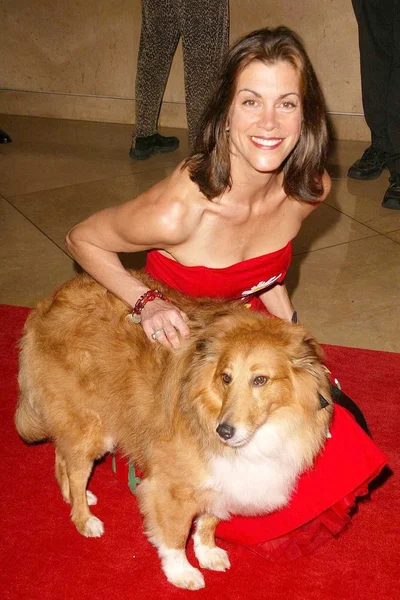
258, 107, 279, 131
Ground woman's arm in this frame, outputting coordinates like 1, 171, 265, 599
261, 170, 331, 321
259, 283, 295, 322
65, 176, 198, 347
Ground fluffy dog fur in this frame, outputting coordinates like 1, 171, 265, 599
16, 271, 332, 590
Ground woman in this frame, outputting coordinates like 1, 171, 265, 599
66, 27, 387, 560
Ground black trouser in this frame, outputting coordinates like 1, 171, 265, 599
352, 0, 400, 172
135, 0, 229, 147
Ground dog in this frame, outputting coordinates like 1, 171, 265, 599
15, 270, 332, 590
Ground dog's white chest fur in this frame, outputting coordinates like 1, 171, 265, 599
204, 421, 306, 520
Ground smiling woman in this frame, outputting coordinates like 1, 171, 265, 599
66, 27, 329, 335
65, 26, 387, 563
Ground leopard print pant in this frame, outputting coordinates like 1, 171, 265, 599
135, 0, 230, 148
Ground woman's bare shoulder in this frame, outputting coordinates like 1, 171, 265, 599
116, 163, 208, 246
292, 169, 332, 219
145, 162, 205, 213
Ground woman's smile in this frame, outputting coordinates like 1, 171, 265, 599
250, 136, 284, 149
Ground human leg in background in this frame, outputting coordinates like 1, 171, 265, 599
130, 0, 180, 160
382, 1, 400, 208
348, 0, 400, 209
179, 0, 230, 148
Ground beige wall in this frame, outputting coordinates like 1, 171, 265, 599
0, 0, 369, 141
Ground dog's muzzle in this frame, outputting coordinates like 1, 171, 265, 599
216, 423, 235, 440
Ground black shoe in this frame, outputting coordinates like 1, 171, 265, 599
129, 133, 179, 160
381, 173, 400, 210
0, 129, 12, 144
347, 146, 388, 180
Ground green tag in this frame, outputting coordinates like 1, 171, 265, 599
128, 462, 142, 495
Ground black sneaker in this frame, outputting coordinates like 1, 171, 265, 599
347, 146, 388, 180
0, 129, 12, 144
382, 173, 400, 210
129, 133, 179, 160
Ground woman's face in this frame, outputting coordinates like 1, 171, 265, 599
228, 59, 303, 177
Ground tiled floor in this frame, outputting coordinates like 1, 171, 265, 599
1, 114, 399, 351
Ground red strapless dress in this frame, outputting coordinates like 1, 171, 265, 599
144, 246, 388, 562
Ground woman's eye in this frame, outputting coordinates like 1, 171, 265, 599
280, 101, 296, 110
222, 373, 232, 384
243, 99, 257, 107
253, 375, 268, 386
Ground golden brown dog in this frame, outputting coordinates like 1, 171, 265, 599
16, 271, 332, 590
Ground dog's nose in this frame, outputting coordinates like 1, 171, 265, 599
216, 423, 235, 440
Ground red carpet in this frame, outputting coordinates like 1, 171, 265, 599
1, 305, 399, 600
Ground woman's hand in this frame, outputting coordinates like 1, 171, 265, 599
140, 299, 190, 348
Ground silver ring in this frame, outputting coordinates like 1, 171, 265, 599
151, 328, 165, 341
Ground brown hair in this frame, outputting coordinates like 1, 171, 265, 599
184, 26, 329, 202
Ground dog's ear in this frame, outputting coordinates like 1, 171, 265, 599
290, 330, 332, 411
291, 332, 325, 377
192, 310, 237, 358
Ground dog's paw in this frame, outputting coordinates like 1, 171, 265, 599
159, 547, 205, 590
83, 516, 104, 538
195, 545, 230, 572
165, 565, 205, 590
86, 490, 98, 506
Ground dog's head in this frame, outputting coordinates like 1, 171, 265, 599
180, 309, 332, 454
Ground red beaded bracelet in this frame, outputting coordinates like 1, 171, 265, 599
128, 289, 169, 323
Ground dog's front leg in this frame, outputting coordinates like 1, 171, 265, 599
138, 479, 205, 590
193, 514, 230, 572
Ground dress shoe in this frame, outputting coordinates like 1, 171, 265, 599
0, 129, 12, 144
381, 173, 400, 210
129, 133, 179, 160
347, 146, 388, 180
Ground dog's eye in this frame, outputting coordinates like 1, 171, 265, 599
221, 372, 232, 384
253, 375, 268, 386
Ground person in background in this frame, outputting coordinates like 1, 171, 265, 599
130, 0, 229, 160
67, 26, 387, 560
348, 0, 400, 210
